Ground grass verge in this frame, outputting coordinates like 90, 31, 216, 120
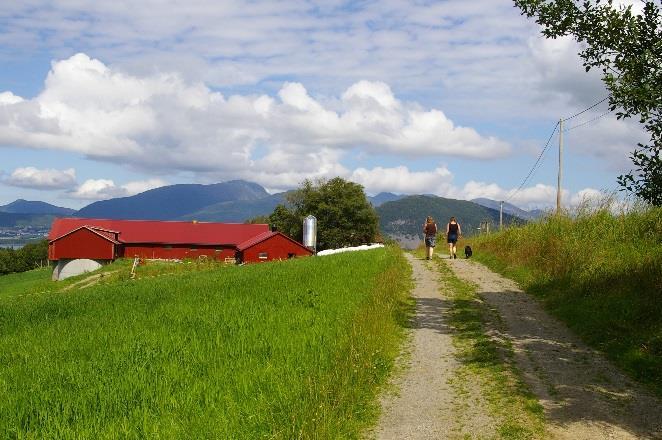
471, 206, 662, 397
433, 257, 546, 439
0, 247, 411, 438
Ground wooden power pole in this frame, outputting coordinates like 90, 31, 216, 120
557, 118, 563, 214
499, 200, 504, 230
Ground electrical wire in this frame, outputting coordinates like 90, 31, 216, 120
505, 122, 559, 203
503, 97, 613, 206
561, 96, 609, 122
563, 108, 615, 132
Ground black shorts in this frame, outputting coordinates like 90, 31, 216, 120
447, 234, 458, 244
424, 236, 436, 247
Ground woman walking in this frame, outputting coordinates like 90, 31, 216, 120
423, 216, 438, 260
446, 217, 462, 259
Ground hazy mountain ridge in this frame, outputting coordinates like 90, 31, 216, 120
1, 183, 532, 240
0, 199, 75, 216
76, 180, 270, 220
471, 198, 545, 220
369, 192, 405, 207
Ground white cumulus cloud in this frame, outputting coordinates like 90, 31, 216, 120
350, 166, 454, 195
0, 53, 510, 191
459, 180, 609, 211
3, 167, 76, 189
68, 178, 166, 200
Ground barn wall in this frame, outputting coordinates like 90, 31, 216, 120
242, 235, 312, 263
49, 229, 115, 260
122, 244, 235, 261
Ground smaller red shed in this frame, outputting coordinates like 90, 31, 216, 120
236, 231, 313, 263
49, 226, 120, 261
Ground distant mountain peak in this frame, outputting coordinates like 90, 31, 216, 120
75, 180, 271, 220
0, 199, 76, 216
471, 198, 543, 220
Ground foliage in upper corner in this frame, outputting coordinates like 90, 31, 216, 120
268, 177, 379, 251
514, 0, 661, 205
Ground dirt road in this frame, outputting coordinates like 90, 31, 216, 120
371, 254, 495, 439
447, 258, 662, 439
372, 255, 662, 439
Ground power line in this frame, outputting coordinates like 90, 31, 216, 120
563, 108, 615, 132
561, 96, 609, 122
505, 121, 559, 203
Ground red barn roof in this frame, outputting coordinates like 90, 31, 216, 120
236, 231, 312, 252
51, 226, 120, 244
49, 218, 269, 246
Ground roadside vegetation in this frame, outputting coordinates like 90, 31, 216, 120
0, 239, 48, 275
0, 247, 411, 438
471, 205, 662, 396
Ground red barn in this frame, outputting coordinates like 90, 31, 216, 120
236, 231, 314, 263
48, 218, 312, 280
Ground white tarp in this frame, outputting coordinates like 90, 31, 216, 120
316, 244, 384, 256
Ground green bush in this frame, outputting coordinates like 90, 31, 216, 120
0, 239, 48, 275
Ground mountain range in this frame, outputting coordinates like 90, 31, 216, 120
2, 181, 538, 244
0, 199, 75, 216
76, 180, 271, 221
0, 200, 76, 229
471, 198, 546, 220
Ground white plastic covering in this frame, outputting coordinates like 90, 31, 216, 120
52, 258, 104, 280
316, 243, 384, 256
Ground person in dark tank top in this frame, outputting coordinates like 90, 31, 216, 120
446, 216, 462, 259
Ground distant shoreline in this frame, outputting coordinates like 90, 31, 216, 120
0, 237, 44, 249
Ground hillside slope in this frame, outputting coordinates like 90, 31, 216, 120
178, 192, 288, 222
0, 199, 75, 216
0, 248, 410, 438
0, 212, 57, 228
76, 180, 269, 220
376, 195, 520, 246
471, 198, 542, 220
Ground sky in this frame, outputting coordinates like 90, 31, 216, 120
0, 0, 647, 210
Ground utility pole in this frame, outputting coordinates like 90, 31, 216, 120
557, 118, 563, 214
499, 200, 504, 231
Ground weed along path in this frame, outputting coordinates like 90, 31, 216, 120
447, 258, 662, 439
372, 254, 495, 439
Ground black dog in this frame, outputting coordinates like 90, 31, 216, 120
464, 245, 473, 258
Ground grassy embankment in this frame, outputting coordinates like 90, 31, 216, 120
470, 206, 662, 396
414, 248, 546, 438
0, 247, 412, 438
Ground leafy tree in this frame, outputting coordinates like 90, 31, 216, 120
268, 178, 379, 250
515, 0, 661, 205
244, 215, 271, 225
0, 239, 49, 276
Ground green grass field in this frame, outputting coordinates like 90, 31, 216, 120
471, 206, 662, 396
0, 247, 411, 438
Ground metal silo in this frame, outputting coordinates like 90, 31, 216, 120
303, 215, 317, 253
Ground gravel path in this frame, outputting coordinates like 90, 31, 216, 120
371, 254, 494, 439
447, 258, 662, 440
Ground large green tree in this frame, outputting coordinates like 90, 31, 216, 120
515, 0, 661, 205
269, 178, 379, 251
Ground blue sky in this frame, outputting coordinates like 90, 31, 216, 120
0, 0, 646, 209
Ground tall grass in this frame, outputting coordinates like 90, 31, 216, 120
471, 205, 662, 395
0, 247, 411, 438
